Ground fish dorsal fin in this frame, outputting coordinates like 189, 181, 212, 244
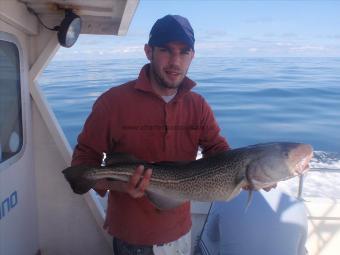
151, 160, 191, 167
104, 152, 145, 166
146, 190, 187, 210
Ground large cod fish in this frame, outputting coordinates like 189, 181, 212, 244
62, 142, 313, 209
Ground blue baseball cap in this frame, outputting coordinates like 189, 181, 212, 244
148, 15, 195, 50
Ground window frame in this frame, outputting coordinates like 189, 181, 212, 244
0, 32, 26, 171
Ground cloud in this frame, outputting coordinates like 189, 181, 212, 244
280, 33, 299, 38
199, 29, 230, 40
53, 30, 340, 60
322, 34, 340, 40
196, 35, 340, 57
54, 44, 144, 60
289, 45, 326, 52
275, 42, 294, 47
248, 48, 259, 52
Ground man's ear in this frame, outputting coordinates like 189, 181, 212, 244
144, 44, 153, 61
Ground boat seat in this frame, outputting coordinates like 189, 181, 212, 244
199, 189, 308, 255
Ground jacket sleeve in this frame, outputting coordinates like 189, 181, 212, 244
199, 97, 230, 157
71, 96, 114, 196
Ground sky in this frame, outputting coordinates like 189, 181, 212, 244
55, 0, 340, 60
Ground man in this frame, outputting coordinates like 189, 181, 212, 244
71, 15, 229, 255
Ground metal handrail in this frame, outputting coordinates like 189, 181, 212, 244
297, 167, 340, 199
308, 167, 340, 173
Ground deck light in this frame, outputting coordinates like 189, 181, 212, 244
56, 10, 82, 48
24, 4, 81, 48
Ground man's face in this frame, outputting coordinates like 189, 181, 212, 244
145, 42, 195, 90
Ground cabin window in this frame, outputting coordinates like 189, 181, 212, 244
0, 40, 23, 164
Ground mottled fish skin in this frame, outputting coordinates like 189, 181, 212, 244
62, 142, 313, 207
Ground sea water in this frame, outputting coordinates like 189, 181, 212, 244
39, 57, 340, 198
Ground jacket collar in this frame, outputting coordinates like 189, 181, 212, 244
134, 64, 196, 100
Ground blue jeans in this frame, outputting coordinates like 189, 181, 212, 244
113, 238, 154, 255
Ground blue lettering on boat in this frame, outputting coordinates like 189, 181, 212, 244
0, 191, 18, 221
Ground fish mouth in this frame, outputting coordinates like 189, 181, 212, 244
291, 143, 313, 176
295, 155, 312, 175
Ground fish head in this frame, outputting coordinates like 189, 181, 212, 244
245, 142, 313, 189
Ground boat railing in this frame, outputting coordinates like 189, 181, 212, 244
297, 167, 340, 199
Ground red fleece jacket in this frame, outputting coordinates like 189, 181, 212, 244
71, 64, 229, 245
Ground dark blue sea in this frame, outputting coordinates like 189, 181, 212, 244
39, 57, 340, 190
39, 57, 340, 198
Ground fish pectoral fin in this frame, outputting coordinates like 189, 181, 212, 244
226, 179, 246, 202
146, 191, 187, 210
105, 152, 145, 166
244, 190, 253, 212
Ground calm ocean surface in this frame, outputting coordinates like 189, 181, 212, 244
39, 57, 340, 182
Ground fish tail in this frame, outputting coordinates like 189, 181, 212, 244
62, 165, 97, 195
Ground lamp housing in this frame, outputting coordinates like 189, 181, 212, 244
57, 10, 82, 48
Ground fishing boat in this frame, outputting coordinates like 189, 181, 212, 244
0, 1, 339, 254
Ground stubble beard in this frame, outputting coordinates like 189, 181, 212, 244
150, 61, 185, 90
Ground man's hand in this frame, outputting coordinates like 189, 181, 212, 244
94, 165, 152, 198
125, 165, 153, 198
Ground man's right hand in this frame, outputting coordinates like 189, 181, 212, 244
94, 165, 152, 198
